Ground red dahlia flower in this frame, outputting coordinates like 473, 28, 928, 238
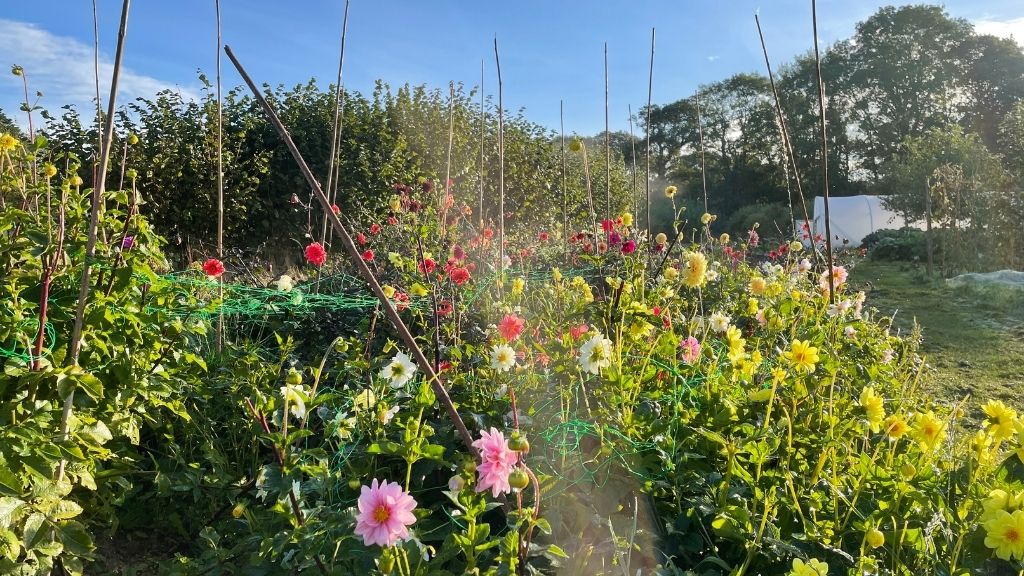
305, 242, 327, 266
450, 267, 471, 286
202, 258, 225, 278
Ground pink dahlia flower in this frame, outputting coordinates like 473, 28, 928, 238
354, 479, 417, 547
818, 265, 848, 293
680, 336, 701, 364
497, 314, 526, 342
473, 427, 516, 498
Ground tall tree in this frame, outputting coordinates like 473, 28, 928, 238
960, 34, 1024, 149
836, 5, 974, 180
999, 100, 1024, 183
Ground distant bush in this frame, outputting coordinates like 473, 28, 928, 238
864, 228, 933, 262
724, 202, 793, 239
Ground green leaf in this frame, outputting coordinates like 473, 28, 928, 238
56, 520, 94, 557
0, 498, 25, 529
420, 444, 446, 462
545, 544, 569, 558
49, 500, 83, 521
0, 529, 19, 561
74, 373, 104, 401
79, 421, 112, 446
22, 512, 46, 550
34, 540, 62, 557
0, 465, 21, 496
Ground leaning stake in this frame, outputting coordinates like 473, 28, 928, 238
755, 13, 816, 261
59, 0, 132, 482
645, 28, 655, 240
224, 45, 475, 452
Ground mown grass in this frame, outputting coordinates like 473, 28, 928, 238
850, 260, 1024, 412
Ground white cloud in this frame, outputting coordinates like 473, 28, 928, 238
974, 16, 1024, 46
706, 55, 721, 62
0, 18, 199, 127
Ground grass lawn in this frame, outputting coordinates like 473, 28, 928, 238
849, 260, 1024, 411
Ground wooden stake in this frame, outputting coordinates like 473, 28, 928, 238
755, 13, 815, 253
215, 0, 224, 353
478, 60, 485, 226
560, 100, 567, 251
645, 28, 655, 239
60, 0, 132, 482
628, 104, 638, 221
322, 0, 351, 245
924, 178, 934, 277
604, 42, 611, 221
494, 38, 505, 291
811, 0, 836, 304
443, 81, 455, 232
224, 45, 475, 453
694, 89, 708, 214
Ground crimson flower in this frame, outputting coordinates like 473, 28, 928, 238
361, 249, 375, 262
305, 242, 327, 267
450, 267, 471, 286
621, 239, 637, 254
202, 258, 225, 278
357, 232, 368, 245
601, 219, 614, 233
538, 231, 549, 242
370, 223, 381, 235
331, 204, 340, 215
418, 258, 437, 275
437, 300, 454, 316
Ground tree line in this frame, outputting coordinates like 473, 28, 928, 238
634, 4, 1023, 270
3, 4, 1021, 271
7, 79, 633, 266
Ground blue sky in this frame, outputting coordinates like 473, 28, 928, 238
2, 1, 1022, 136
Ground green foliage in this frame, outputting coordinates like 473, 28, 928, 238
880, 124, 1020, 272
863, 228, 931, 262
43, 79, 636, 268
6, 114, 1024, 575
640, 3, 1024, 262
0, 138, 210, 574
724, 202, 793, 240
998, 100, 1024, 183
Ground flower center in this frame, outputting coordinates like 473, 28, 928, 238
1006, 527, 1020, 543
392, 364, 405, 377
373, 505, 391, 523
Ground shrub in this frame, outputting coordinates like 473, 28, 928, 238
725, 202, 794, 240
864, 228, 933, 262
